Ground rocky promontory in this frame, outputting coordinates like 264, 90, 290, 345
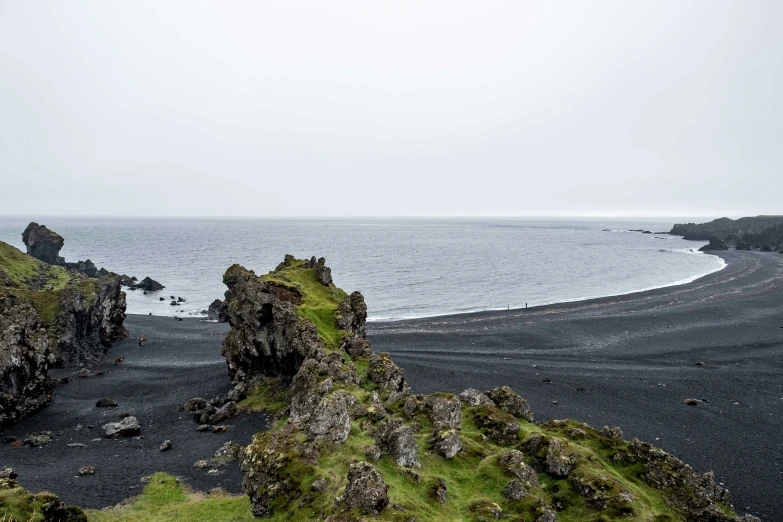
670, 216, 783, 251
210, 256, 757, 521
0, 236, 127, 427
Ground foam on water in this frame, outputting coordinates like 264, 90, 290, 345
0, 218, 724, 321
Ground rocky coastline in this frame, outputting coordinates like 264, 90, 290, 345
670, 216, 783, 252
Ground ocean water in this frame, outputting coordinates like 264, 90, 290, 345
0, 218, 724, 321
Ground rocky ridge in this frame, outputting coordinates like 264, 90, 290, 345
214, 256, 757, 521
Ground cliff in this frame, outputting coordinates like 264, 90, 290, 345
0, 240, 127, 427
670, 216, 783, 250
215, 257, 757, 522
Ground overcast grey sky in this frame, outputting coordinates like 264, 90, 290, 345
0, 1, 780, 217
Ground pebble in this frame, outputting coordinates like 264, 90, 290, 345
67, 443, 86, 448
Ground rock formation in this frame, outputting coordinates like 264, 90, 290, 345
0, 238, 127, 427
206, 298, 227, 321
699, 236, 729, 252
671, 215, 783, 251
0, 477, 86, 521
22, 222, 65, 265
218, 256, 756, 521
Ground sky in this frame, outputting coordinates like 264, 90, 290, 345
0, 1, 781, 218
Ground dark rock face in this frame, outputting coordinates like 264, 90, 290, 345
206, 299, 227, 322
221, 264, 325, 384
304, 256, 333, 286
66, 259, 98, 278
671, 215, 783, 248
53, 275, 128, 365
0, 298, 54, 427
22, 222, 65, 265
134, 277, 164, 292
336, 291, 367, 339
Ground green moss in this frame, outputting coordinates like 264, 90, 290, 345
238, 377, 290, 414
0, 478, 85, 522
85, 473, 254, 522
262, 258, 347, 350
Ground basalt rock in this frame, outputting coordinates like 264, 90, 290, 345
374, 418, 420, 467
134, 277, 164, 292
22, 222, 65, 265
485, 386, 534, 422
303, 256, 333, 286
339, 462, 389, 515
368, 352, 411, 404
699, 236, 729, 252
207, 299, 227, 322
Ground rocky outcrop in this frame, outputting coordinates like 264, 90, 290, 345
671, 215, 783, 250
0, 477, 87, 521
0, 238, 127, 427
225, 256, 755, 521
22, 222, 65, 265
134, 277, 164, 291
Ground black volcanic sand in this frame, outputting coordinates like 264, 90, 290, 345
369, 251, 783, 521
0, 316, 272, 509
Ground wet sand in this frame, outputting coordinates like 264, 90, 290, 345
369, 250, 783, 520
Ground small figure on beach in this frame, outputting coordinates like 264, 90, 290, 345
525, 302, 528, 309
138, 336, 147, 347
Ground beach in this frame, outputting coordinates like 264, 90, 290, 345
0, 250, 780, 519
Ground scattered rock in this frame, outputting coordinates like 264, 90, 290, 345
545, 439, 578, 476
473, 405, 520, 445
78, 368, 91, 378
102, 416, 140, 438
67, 443, 86, 448
431, 429, 463, 459
23, 431, 54, 447
423, 394, 461, 430
311, 477, 328, 492
160, 440, 172, 451
374, 418, 420, 467
498, 450, 538, 485
504, 479, 526, 500
95, 398, 118, 408
78, 466, 95, 476
684, 398, 700, 406
0, 467, 17, 479
210, 401, 237, 424
431, 477, 448, 504
485, 386, 534, 421
364, 445, 382, 461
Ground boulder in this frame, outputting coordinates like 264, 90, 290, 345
340, 462, 389, 515
67, 259, 98, 278
210, 401, 237, 424
423, 394, 461, 430
504, 479, 526, 500
22, 222, 64, 265
498, 450, 538, 485
699, 237, 729, 251
431, 477, 448, 504
431, 429, 462, 459
95, 398, 117, 408
473, 405, 520, 445
160, 440, 172, 451
306, 393, 351, 443
23, 431, 54, 447
102, 416, 140, 438
368, 352, 411, 404
459, 388, 494, 406
0, 467, 17, 479
485, 386, 534, 422
545, 438, 578, 477
374, 418, 420, 467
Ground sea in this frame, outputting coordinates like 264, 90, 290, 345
0, 218, 725, 321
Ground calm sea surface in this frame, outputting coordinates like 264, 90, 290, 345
0, 218, 723, 320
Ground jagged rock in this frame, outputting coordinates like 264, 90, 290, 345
78, 466, 95, 476
67, 259, 99, 278
221, 264, 326, 384
336, 291, 367, 338
498, 450, 538, 485
431, 429, 462, 459
403, 396, 419, 417
368, 352, 411, 404
374, 418, 420, 467
423, 394, 461, 430
459, 388, 494, 406
182, 397, 207, 413
160, 440, 172, 451
102, 416, 140, 438
22, 222, 64, 265
342, 337, 372, 357
134, 277, 164, 291
599, 426, 624, 439
207, 299, 227, 322
0, 467, 17, 479
545, 439, 578, 477
303, 256, 333, 286
485, 386, 534, 421
340, 462, 389, 515
473, 405, 520, 445
289, 359, 326, 422
306, 393, 351, 443
95, 398, 117, 408
23, 431, 53, 447
213, 441, 242, 459
311, 477, 328, 492
699, 237, 729, 251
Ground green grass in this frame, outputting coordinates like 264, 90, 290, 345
237, 377, 290, 414
261, 258, 348, 350
0, 241, 99, 330
85, 474, 254, 522
0, 478, 86, 522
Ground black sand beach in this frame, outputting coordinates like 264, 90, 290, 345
370, 250, 783, 520
0, 250, 780, 519
0, 316, 272, 509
